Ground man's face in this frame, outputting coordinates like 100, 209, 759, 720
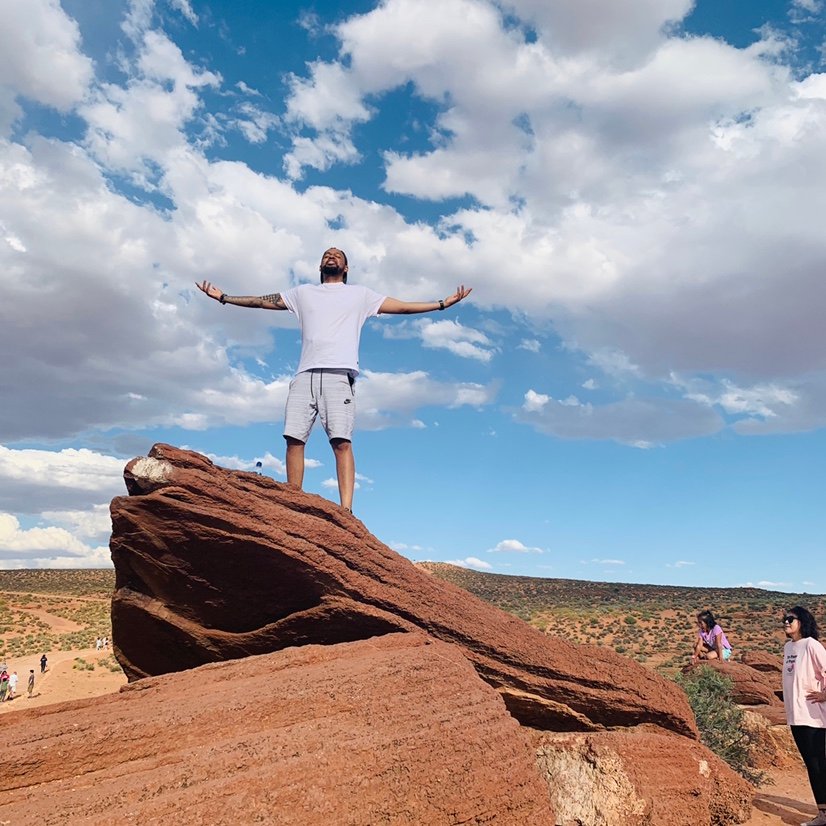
320, 248, 347, 277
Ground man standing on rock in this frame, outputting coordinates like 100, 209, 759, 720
198, 248, 471, 512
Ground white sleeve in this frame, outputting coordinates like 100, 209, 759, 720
280, 286, 299, 315
363, 287, 386, 318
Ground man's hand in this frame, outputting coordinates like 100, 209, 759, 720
197, 281, 224, 301
444, 285, 472, 308
806, 688, 826, 703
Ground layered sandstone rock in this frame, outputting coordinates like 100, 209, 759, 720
532, 729, 752, 826
0, 634, 555, 825
110, 444, 697, 737
740, 650, 782, 674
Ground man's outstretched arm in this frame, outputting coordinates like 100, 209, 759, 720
379, 285, 472, 315
196, 281, 288, 310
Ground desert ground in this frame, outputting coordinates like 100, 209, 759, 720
0, 567, 817, 824
0, 569, 126, 714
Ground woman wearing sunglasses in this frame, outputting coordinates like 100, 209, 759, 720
783, 606, 826, 826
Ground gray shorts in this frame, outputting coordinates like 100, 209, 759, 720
283, 369, 356, 443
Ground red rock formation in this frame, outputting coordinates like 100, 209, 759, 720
532, 729, 753, 826
709, 661, 782, 706
110, 444, 697, 737
0, 634, 555, 824
684, 659, 785, 723
740, 650, 782, 674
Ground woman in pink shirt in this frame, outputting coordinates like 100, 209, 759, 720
783, 606, 826, 826
692, 610, 732, 663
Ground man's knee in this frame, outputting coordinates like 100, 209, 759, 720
330, 438, 352, 455
285, 436, 305, 448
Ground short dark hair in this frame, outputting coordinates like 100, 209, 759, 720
697, 610, 716, 630
788, 606, 819, 640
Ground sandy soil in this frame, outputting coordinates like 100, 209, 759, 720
0, 646, 126, 713
747, 766, 819, 825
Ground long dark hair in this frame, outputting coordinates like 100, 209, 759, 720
787, 606, 819, 640
697, 610, 717, 631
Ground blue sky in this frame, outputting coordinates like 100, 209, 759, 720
1, 0, 825, 590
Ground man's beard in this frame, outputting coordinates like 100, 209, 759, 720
321, 262, 344, 276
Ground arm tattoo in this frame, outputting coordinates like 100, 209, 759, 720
222, 293, 283, 309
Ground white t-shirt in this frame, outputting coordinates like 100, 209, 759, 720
281, 283, 386, 376
783, 636, 826, 727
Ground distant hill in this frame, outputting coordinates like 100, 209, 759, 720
0, 569, 115, 661
4, 565, 824, 678
417, 562, 826, 675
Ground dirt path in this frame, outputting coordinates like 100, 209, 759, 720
0, 646, 125, 713
746, 766, 816, 825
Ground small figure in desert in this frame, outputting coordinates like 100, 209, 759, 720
691, 610, 732, 663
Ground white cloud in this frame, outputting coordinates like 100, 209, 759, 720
677, 376, 798, 419
790, 0, 822, 17
488, 538, 543, 554
517, 389, 723, 445
270, 0, 826, 441
0, 513, 111, 568
322, 477, 361, 490
667, 560, 695, 568
169, 0, 198, 25
205, 451, 288, 476
40, 504, 112, 541
585, 558, 625, 565
414, 318, 496, 362
390, 541, 428, 552
501, 0, 694, 63
518, 339, 540, 353
322, 471, 372, 491
2, 0, 826, 474
357, 370, 497, 430
231, 102, 280, 144
0, 446, 125, 512
445, 556, 492, 571
81, 30, 220, 179
0, 0, 94, 117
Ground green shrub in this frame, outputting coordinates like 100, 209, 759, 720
675, 666, 765, 785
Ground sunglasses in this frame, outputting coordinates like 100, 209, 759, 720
783, 616, 798, 625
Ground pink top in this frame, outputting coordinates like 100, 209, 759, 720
699, 624, 731, 652
783, 636, 826, 727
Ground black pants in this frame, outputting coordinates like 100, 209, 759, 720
791, 725, 826, 805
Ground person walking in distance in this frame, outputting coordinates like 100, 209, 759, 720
782, 606, 826, 826
198, 248, 471, 512
27, 669, 35, 699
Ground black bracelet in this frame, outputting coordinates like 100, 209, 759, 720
219, 293, 227, 304
438, 299, 445, 311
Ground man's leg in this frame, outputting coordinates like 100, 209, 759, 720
331, 438, 354, 511
285, 437, 306, 489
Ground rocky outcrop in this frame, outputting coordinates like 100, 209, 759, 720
110, 444, 697, 737
0, 633, 555, 824
532, 730, 753, 826
741, 710, 799, 770
740, 650, 782, 674
684, 659, 784, 723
